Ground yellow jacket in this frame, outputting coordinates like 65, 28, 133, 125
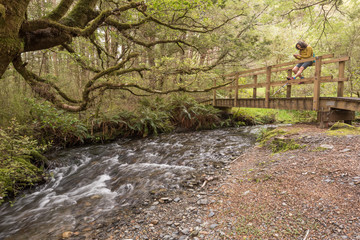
295, 45, 313, 59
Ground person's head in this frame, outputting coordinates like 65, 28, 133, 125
295, 41, 308, 50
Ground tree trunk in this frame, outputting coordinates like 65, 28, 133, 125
0, 1, 30, 77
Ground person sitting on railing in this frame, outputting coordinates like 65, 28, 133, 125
287, 41, 314, 82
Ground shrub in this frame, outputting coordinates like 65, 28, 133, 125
0, 119, 47, 204
167, 95, 222, 130
27, 98, 90, 147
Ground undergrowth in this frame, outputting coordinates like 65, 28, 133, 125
0, 119, 48, 205
257, 128, 303, 153
233, 108, 317, 124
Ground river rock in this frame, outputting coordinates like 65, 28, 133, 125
151, 219, 159, 225
209, 223, 218, 229
159, 197, 172, 203
320, 144, 334, 150
197, 199, 208, 205
90, 195, 102, 200
62, 231, 73, 238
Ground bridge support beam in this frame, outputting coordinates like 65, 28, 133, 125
317, 109, 355, 128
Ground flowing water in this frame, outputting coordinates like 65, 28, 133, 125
0, 126, 263, 240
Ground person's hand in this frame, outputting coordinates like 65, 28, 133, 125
293, 54, 300, 58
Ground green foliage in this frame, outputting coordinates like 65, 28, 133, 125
270, 138, 301, 153
90, 95, 224, 140
0, 119, 47, 159
232, 108, 317, 124
0, 119, 46, 205
256, 128, 286, 145
167, 94, 222, 130
27, 99, 90, 147
135, 108, 173, 137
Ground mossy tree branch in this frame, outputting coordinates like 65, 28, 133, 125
44, 0, 75, 21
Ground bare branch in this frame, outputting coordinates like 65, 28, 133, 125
62, 43, 101, 73
121, 31, 199, 51
87, 78, 234, 95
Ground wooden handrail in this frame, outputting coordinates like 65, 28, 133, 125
224, 76, 348, 90
225, 54, 335, 78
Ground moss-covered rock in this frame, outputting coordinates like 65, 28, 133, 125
0, 156, 45, 205
257, 128, 304, 153
327, 122, 360, 136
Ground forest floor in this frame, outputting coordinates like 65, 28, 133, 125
67, 123, 360, 240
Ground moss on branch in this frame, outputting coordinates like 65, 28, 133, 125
45, 0, 75, 21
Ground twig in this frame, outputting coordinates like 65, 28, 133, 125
303, 229, 310, 240
200, 180, 208, 188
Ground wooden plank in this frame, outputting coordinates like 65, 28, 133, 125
337, 61, 345, 97
247, 55, 347, 76
229, 76, 346, 90
269, 54, 334, 69
234, 77, 239, 107
213, 79, 216, 106
313, 56, 322, 110
253, 75, 257, 98
226, 54, 335, 78
325, 77, 348, 82
265, 66, 271, 108
323, 56, 350, 65
287, 69, 292, 98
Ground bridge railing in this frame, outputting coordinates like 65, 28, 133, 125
212, 54, 350, 111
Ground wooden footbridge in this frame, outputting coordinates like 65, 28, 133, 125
203, 54, 360, 127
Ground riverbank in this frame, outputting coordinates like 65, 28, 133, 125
69, 123, 360, 240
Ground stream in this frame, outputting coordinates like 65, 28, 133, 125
0, 126, 263, 240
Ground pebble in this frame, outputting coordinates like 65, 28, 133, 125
62, 231, 73, 238
151, 220, 159, 225
208, 211, 215, 217
187, 206, 196, 211
340, 148, 351, 153
159, 197, 172, 203
209, 224, 218, 229
320, 144, 334, 150
243, 190, 250, 195
197, 199, 208, 205
181, 228, 190, 235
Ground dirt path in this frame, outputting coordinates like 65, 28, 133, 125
205, 123, 360, 239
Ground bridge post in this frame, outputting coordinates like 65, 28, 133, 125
287, 69, 292, 98
213, 79, 216, 106
253, 75, 257, 98
265, 66, 272, 108
234, 75, 239, 107
313, 56, 323, 111
337, 61, 345, 97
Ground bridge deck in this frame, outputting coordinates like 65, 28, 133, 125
210, 97, 360, 112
